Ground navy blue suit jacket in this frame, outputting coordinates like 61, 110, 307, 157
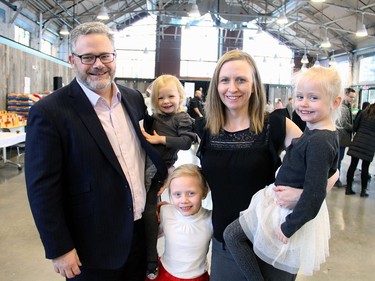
25, 78, 166, 269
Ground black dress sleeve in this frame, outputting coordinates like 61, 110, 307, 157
268, 113, 286, 172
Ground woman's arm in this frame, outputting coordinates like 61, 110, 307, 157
272, 117, 303, 209
284, 118, 302, 148
274, 170, 339, 209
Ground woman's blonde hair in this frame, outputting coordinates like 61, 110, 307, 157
165, 164, 209, 199
205, 50, 266, 135
150, 74, 185, 115
293, 66, 343, 123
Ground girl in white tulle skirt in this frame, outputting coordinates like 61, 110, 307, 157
224, 66, 343, 280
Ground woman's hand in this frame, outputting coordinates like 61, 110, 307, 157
273, 185, 302, 210
274, 169, 339, 210
276, 226, 289, 244
327, 170, 339, 192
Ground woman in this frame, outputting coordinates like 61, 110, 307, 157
195, 50, 303, 281
346, 103, 375, 197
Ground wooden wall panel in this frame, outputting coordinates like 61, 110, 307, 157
0, 42, 74, 111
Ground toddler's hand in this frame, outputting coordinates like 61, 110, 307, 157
276, 226, 289, 244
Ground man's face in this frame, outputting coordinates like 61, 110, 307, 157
345, 91, 356, 105
69, 33, 116, 96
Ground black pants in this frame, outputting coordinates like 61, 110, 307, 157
346, 156, 371, 189
70, 219, 146, 281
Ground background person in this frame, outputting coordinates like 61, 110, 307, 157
336, 87, 357, 187
345, 103, 375, 197
188, 90, 205, 119
286, 97, 294, 118
25, 22, 167, 281
265, 100, 274, 113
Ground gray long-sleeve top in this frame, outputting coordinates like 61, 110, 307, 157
145, 112, 196, 166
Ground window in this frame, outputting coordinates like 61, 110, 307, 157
41, 39, 53, 55
334, 60, 350, 87
359, 54, 375, 84
180, 14, 219, 78
243, 23, 293, 85
14, 25, 30, 46
114, 16, 157, 79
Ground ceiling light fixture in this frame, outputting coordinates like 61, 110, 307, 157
321, 28, 331, 48
188, 2, 200, 18
59, 25, 69, 36
277, 1, 288, 25
97, 6, 110, 20
329, 56, 336, 66
255, 26, 263, 37
356, 13, 368, 37
301, 49, 309, 64
290, 58, 295, 67
109, 25, 117, 34
311, 0, 326, 3
314, 54, 320, 67
277, 11, 288, 25
329, 51, 337, 66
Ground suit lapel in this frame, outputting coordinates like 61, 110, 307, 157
121, 91, 168, 180
66, 79, 125, 179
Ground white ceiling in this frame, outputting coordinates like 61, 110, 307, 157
2, 0, 375, 59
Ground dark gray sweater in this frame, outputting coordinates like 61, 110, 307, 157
146, 111, 196, 166
276, 128, 339, 238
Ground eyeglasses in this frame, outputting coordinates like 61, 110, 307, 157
72, 52, 116, 65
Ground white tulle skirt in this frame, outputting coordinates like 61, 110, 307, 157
239, 185, 330, 276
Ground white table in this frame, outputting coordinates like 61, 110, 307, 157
0, 132, 26, 170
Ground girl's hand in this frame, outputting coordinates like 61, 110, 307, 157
142, 130, 166, 145
276, 226, 289, 244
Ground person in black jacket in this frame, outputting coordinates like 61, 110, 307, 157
187, 90, 205, 119
25, 22, 167, 281
345, 103, 375, 197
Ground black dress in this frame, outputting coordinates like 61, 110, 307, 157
196, 113, 285, 242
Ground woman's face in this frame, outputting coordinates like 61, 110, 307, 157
217, 60, 253, 115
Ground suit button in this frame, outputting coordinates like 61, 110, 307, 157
128, 207, 132, 212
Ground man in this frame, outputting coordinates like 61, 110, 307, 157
187, 89, 204, 119
336, 87, 356, 189
25, 22, 166, 281
286, 97, 293, 119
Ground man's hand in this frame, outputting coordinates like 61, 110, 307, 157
52, 248, 82, 279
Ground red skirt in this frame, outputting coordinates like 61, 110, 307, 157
145, 261, 209, 281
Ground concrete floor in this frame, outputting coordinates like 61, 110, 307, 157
1, 146, 375, 281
